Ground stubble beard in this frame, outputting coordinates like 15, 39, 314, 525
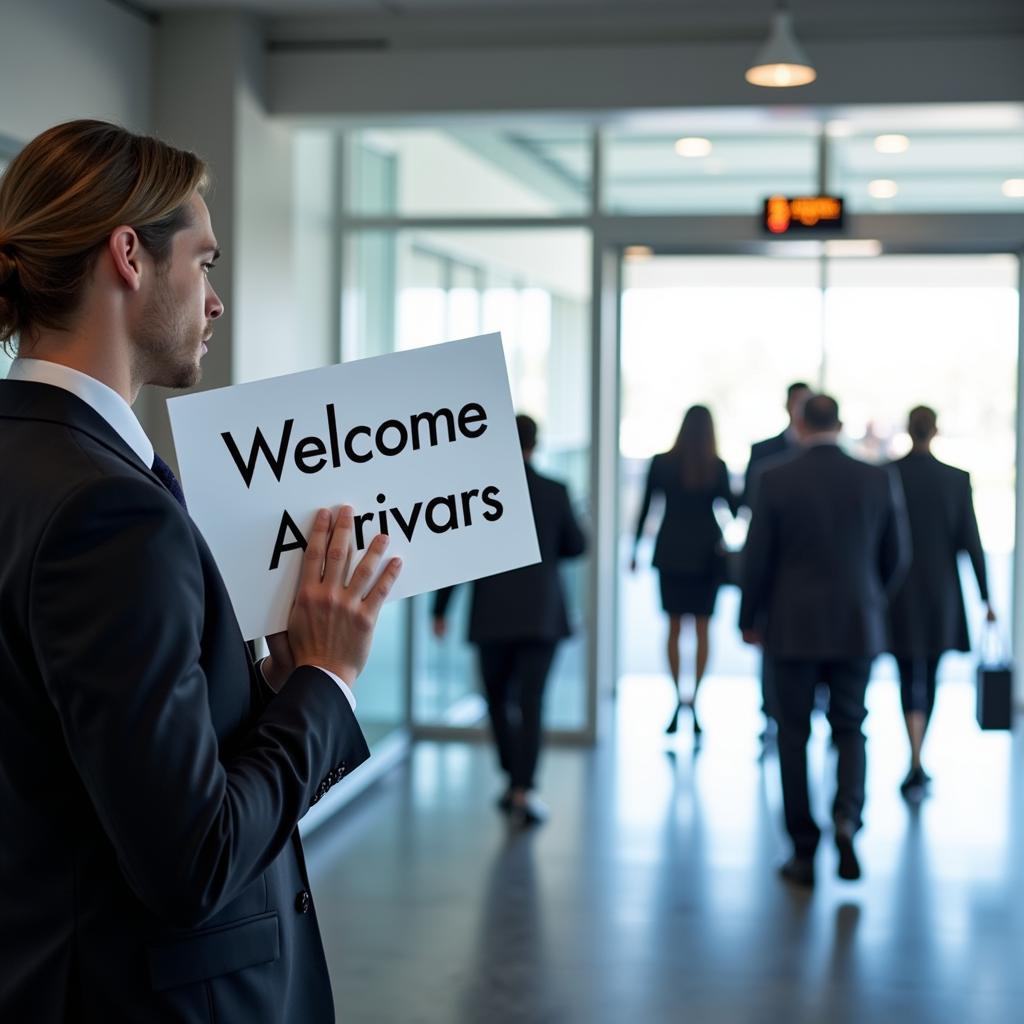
135, 276, 205, 390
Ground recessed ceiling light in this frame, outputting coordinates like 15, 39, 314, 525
823, 239, 883, 258
1002, 178, 1024, 198
624, 245, 654, 261
868, 179, 899, 199
826, 120, 854, 138
874, 134, 909, 154
675, 137, 713, 158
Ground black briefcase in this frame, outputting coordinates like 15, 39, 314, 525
976, 635, 1014, 731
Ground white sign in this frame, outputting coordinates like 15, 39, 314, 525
167, 334, 540, 641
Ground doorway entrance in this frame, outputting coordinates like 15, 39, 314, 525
617, 253, 1019, 712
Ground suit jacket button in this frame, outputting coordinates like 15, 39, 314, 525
295, 890, 312, 914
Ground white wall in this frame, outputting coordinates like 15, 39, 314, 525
149, 11, 334, 465
0, 0, 152, 143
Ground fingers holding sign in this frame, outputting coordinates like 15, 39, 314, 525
288, 505, 403, 686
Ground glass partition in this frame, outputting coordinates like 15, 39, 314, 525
602, 124, 818, 215
618, 253, 1019, 689
344, 227, 592, 731
619, 256, 824, 684
346, 125, 591, 217
822, 255, 1019, 680
830, 129, 1024, 213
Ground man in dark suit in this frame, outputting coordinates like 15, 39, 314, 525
740, 395, 909, 887
433, 415, 586, 826
0, 121, 401, 1021
888, 405, 996, 797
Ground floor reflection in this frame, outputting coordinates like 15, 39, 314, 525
308, 674, 1024, 1023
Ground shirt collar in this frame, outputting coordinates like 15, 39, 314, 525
7, 357, 154, 467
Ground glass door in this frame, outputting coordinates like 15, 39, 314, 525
617, 252, 1019, 692
345, 227, 593, 738
618, 255, 825, 689
822, 255, 1019, 680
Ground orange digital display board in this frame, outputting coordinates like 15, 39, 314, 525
763, 195, 844, 235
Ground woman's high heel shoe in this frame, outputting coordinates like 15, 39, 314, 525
665, 701, 683, 734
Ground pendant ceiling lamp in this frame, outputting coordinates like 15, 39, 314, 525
745, 3, 817, 88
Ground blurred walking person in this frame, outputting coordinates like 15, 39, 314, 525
887, 406, 996, 799
741, 395, 910, 886
631, 405, 738, 737
433, 415, 586, 827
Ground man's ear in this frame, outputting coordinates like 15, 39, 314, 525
107, 226, 145, 292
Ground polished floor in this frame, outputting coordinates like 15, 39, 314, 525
306, 674, 1023, 1023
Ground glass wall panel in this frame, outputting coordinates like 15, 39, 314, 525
822, 255, 1019, 679
618, 253, 1019, 693
345, 228, 592, 731
619, 256, 824, 684
347, 126, 591, 217
603, 125, 818, 215
831, 129, 1024, 214
353, 600, 408, 747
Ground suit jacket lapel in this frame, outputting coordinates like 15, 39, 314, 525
0, 379, 154, 481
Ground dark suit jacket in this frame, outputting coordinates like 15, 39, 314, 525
634, 454, 737, 574
739, 443, 911, 660
0, 380, 367, 1023
433, 463, 586, 643
887, 451, 989, 657
743, 429, 797, 506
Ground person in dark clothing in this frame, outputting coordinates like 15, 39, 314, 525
888, 405, 996, 798
433, 414, 586, 826
631, 405, 739, 737
742, 380, 812, 507
740, 395, 910, 887
743, 380, 811, 744
0, 121, 401, 1022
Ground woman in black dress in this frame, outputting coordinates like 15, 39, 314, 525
888, 406, 996, 797
631, 405, 738, 736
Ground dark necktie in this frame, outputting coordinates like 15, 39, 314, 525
151, 452, 187, 510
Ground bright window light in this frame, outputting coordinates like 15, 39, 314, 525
874, 134, 910, 154
868, 179, 899, 199
674, 137, 713, 158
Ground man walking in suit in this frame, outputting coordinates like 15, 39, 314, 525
0, 121, 401, 1021
433, 415, 586, 826
740, 395, 909, 886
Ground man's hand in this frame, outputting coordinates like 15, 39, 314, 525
432, 617, 447, 640
286, 505, 402, 685
742, 628, 762, 647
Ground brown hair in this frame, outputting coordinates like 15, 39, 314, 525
669, 404, 718, 490
0, 120, 207, 352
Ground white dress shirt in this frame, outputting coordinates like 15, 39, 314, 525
7, 357, 355, 710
